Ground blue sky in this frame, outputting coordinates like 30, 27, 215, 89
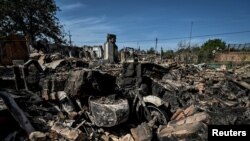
55, 0, 250, 51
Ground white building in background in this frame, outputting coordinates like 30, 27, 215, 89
92, 46, 103, 59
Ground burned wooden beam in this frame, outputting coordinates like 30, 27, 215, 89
231, 79, 250, 90
0, 91, 35, 135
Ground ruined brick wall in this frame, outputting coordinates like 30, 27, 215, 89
176, 52, 198, 64
0, 34, 29, 65
214, 52, 250, 62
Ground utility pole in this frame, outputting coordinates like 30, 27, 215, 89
137, 42, 141, 51
155, 38, 158, 54
189, 22, 193, 49
68, 30, 72, 46
188, 22, 193, 63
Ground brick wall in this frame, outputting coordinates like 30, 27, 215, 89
214, 52, 250, 62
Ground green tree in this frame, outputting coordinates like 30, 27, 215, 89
199, 39, 226, 62
0, 0, 65, 44
202, 39, 226, 51
164, 50, 174, 59
147, 47, 155, 54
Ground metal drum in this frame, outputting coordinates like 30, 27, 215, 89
89, 97, 129, 127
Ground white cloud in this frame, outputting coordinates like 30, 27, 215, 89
60, 16, 121, 46
60, 2, 85, 11
64, 16, 106, 27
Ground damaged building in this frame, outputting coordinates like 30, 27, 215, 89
103, 34, 119, 63
0, 34, 250, 141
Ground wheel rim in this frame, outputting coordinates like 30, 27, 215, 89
137, 104, 168, 125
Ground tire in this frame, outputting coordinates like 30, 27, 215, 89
136, 103, 168, 125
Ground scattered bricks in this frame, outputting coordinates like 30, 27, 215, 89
168, 112, 210, 127
100, 134, 110, 141
1, 58, 250, 141
194, 112, 210, 123
109, 134, 119, 141
171, 108, 183, 120
119, 134, 135, 141
183, 104, 197, 117
171, 104, 198, 121
157, 122, 207, 141
196, 83, 205, 94
29, 131, 46, 141
130, 122, 152, 141
41, 79, 49, 101
51, 122, 85, 141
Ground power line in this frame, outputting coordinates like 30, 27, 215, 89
191, 30, 250, 38
120, 30, 250, 43
72, 30, 250, 44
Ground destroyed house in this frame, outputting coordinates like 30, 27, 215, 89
82, 45, 103, 59
175, 51, 198, 64
214, 43, 250, 62
92, 46, 103, 58
1, 33, 250, 141
47, 44, 81, 58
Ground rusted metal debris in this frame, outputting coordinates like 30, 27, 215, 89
0, 52, 250, 141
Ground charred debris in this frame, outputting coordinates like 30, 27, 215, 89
0, 34, 250, 141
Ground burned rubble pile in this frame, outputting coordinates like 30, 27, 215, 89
0, 56, 250, 141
